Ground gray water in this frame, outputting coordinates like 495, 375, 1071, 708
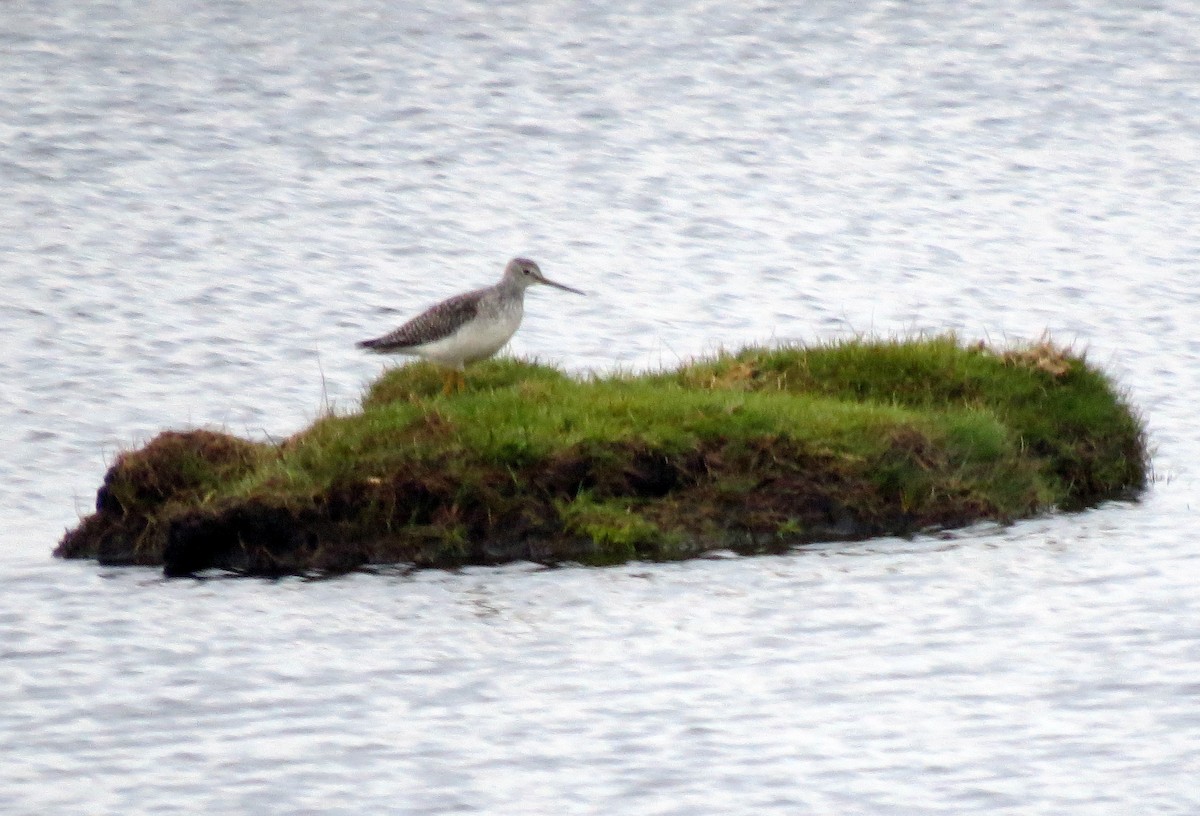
3, 1, 1200, 813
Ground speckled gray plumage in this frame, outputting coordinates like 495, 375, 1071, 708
357, 288, 485, 353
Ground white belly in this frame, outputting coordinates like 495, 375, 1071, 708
413, 308, 522, 367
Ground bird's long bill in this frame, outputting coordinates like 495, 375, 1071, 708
541, 276, 586, 295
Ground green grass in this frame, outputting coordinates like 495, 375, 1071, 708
57, 336, 1148, 575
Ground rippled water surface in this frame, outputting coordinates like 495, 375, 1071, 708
3, 1, 1200, 813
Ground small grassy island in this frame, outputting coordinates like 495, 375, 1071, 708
57, 337, 1148, 577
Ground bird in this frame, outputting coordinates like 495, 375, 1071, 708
357, 257, 584, 393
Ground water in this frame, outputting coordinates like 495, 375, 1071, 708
3, 1, 1200, 812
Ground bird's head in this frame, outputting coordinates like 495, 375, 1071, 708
505, 257, 585, 294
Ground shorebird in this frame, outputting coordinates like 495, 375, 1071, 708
357, 257, 584, 393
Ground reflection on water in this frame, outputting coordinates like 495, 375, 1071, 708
3, 1, 1200, 813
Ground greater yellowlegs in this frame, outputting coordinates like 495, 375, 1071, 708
358, 257, 584, 393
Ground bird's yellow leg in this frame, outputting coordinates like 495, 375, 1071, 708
441, 369, 467, 395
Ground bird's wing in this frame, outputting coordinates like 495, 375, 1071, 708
357, 291, 481, 352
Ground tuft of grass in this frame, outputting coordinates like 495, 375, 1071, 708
672, 335, 1146, 507
55, 430, 269, 566
57, 337, 1148, 576
557, 493, 681, 566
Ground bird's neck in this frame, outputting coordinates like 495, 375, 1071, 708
494, 276, 529, 298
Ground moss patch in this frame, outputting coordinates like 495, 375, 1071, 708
56, 336, 1148, 576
